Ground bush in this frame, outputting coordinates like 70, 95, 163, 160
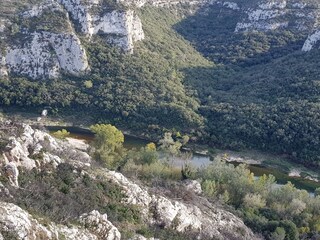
52, 129, 70, 139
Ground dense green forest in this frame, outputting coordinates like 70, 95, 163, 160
175, 5, 320, 168
1, 4, 320, 168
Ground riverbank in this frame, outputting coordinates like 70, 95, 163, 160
2, 108, 320, 189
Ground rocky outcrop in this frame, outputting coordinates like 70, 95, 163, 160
0, 202, 54, 239
59, 0, 144, 53
1, 123, 91, 186
129, 235, 159, 240
0, 55, 8, 78
3, 162, 19, 188
209, 0, 320, 51
234, 0, 319, 32
102, 170, 258, 239
0, 202, 120, 240
302, 30, 320, 51
79, 211, 121, 240
183, 179, 202, 194
5, 31, 89, 79
0, 0, 145, 79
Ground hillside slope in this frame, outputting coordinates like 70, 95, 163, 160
175, 0, 320, 167
0, 122, 259, 240
1, 0, 320, 167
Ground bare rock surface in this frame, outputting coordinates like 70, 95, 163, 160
0, 123, 91, 186
100, 169, 259, 240
0, 123, 259, 239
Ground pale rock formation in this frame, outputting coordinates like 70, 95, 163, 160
0, 182, 12, 198
129, 235, 159, 240
117, 0, 148, 8
0, 123, 259, 239
5, 31, 89, 79
292, 2, 307, 9
41, 109, 48, 117
183, 179, 202, 194
22, 1, 65, 18
3, 138, 37, 170
3, 162, 19, 187
104, 170, 152, 208
102, 170, 258, 239
0, 202, 119, 240
0, 123, 91, 186
0, 202, 53, 239
259, 0, 287, 10
222, 1, 240, 10
302, 30, 320, 51
59, 0, 144, 53
79, 210, 121, 240
234, 0, 319, 32
0, 55, 8, 77
51, 225, 98, 240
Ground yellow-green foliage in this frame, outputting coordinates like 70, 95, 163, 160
90, 124, 125, 169
201, 179, 217, 197
52, 129, 70, 139
123, 159, 181, 181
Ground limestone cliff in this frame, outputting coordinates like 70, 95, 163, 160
212, 0, 320, 51
0, 0, 145, 79
3, 0, 320, 80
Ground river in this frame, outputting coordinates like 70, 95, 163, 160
46, 126, 320, 192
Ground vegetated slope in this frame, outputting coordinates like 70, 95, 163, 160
175, 1, 320, 167
2, 0, 320, 168
0, 3, 211, 130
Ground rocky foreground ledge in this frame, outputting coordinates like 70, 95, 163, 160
0, 122, 260, 240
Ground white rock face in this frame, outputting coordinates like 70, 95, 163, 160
79, 210, 121, 240
3, 162, 19, 187
5, 31, 88, 79
41, 109, 48, 117
129, 235, 159, 240
60, 0, 144, 53
302, 30, 320, 51
0, 123, 91, 186
234, 0, 319, 32
1, 0, 145, 79
22, 1, 64, 18
183, 179, 202, 194
0, 202, 53, 239
0, 55, 8, 77
117, 0, 148, 7
103, 170, 258, 239
92, 10, 144, 53
52, 225, 98, 240
0, 202, 119, 240
223, 1, 240, 10
259, 0, 287, 10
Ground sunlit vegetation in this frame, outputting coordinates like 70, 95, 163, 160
52, 129, 70, 139
89, 125, 320, 239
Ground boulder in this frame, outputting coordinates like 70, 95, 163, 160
79, 210, 121, 240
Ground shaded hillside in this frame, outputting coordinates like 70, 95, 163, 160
175, 1, 320, 167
